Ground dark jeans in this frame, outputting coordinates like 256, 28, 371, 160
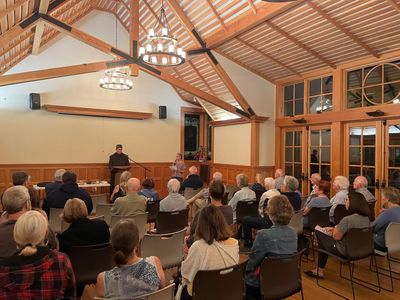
315, 230, 342, 268
245, 284, 261, 300
242, 216, 271, 248
374, 242, 387, 252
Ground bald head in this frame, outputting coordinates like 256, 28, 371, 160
212, 172, 223, 182
354, 176, 368, 189
310, 173, 321, 185
189, 166, 198, 175
275, 168, 284, 178
127, 177, 141, 192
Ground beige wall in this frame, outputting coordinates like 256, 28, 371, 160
213, 123, 251, 165
0, 11, 188, 164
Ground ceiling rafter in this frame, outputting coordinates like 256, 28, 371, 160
266, 21, 336, 69
129, 0, 139, 76
205, 0, 226, 30
386, 0, 400, 14
246, 0, 257, 15
31, 0, 51, 55
0, 0, 29, 20
235, 37, 301, 77
307, 0, 379, 59
188, 60, 218, 97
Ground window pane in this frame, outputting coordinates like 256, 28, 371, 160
284, 101, 293, 116
349, 127, 362, 145
364, 86, 382, 105
389, 125, 400, 145
310, 131, 320, 146
321, 147, 330, 163
285, 132, 293, 146
347, 89, 363, 108
321, 129, 331, 146
363, 147, 375, 166
389, 147, 400, 167
310, 78, 322, 96
321, 165, 331, 181
184, 114, 200, 160
347, 69, 362, 89
294, 131, 302, 146
285, 165, 293, 176
284, 85, 294, 101
349, 147, 361, 165
294, 164, 303, 191
310, 164, 319, 175
294, 148, 301, 162
322, 76, 333, 94
364, 65, 382, 86
384, 83, 400, 103
362, 167, 375, 192
295, 83, 304, 99
363, 127, 376, 145
388, 169, 400, 189
311, 148, 319, 164
295, 99, 304, 115
349, 166, 361, 184
285, 148, 293, 162
309, 96, 320, 114
384, 64, 400, 83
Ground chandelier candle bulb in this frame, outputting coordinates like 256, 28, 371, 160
151, 56, 157, 64
149, 28, 155, 37
168, 45, 174, 53
139, 47, 145, 56
146, 44, 152, 52
162, 57, 168, 65
157, 43, 163, 52
172, 56, 177, 64
162, 27, 168, 36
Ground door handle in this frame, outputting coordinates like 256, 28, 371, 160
381, 179, 386, 189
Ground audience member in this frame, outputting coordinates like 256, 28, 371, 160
12, 171, 38, 208
304, 173, 321, 207
57, 198, 110, 254
171, 153, 185, 182
228, 174, 256, 223
160, 179, 187, 212
95, 220, 165, 298
259, 177, 280, 217
0, 186, 57, 258
180, 166, 203, 192
251, 173, 266, 194
373, 187, 400, 252
110, 171, 132, 203
138, 178, 160, 202
329, 176, 349, 223
245, 195, 297, 299
304, 192, 370, 279
111, 178, 146, 216
0, 211, 76, 299
274, 168, 285, 190
303, 180, 331, 228
45, 169, 66, 198
353, 175, 375, 203
180, 205, 239, 300
43, 171, 93, 216
281, 176, 302, 211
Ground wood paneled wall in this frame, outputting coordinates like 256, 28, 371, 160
0, 162, 275, 198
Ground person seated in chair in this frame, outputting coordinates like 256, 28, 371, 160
251, 173, 266, 195
110, 171, 132, 203
111, 177, 146, 216
372, 187, 400, 253
228, 174, 256, 223
303, 180, 331, 228
138, 178, 160, 203
45, 169, 66, 198
304, 192, 370, 279
274, 168, 285, 191
329, 176, 349, 224
245, 195, 297, 300
160, 179, 187, 212
11, 171, 38, 208
95, 220, 165, 299
180, 166, 203, 192
280, 176, 302, 211
353, 175, 375, 203
57, 198, 110, 255
303, 173, 321, 207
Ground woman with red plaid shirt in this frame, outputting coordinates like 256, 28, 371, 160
0, 210, 76, 299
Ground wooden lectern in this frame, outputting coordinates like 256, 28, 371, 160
111, 166, 131, 189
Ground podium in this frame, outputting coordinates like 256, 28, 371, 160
111, 166, 131, 190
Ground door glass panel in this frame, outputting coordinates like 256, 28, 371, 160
309, 128, 331, 191
285, 148, 293, 162
363, 147, 375, 165
285, 165, 293, 175
321, 148, 330, 163
311, 131, 319, 146
285, 132, 293, 146
349, 166, 361, 184
294, 132, 302, 146
388, 148, 400, 167
349, 127, 362, 145
285, 129, 303, 192
388, 169, 400, 189
363, 167, 375, 194
349, 147, 361, 165
294, 148, 301, 162
321, 165, 331, 181
389, 125, 400, 145
387, 123, 400, 190
321, 129, 331, 145
363, 127, 376, 145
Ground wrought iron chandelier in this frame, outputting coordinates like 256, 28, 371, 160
138, 0, 186, 66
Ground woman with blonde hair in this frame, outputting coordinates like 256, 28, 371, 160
110, 171, 132, 203
0, 210, 76, 299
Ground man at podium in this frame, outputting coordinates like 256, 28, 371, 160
109, 144, 130, 192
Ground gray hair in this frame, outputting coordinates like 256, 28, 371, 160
54, 169, 66, 181
167, 178, 181, 193
263, 177, 276, 190
334, 176, 350, 191
354, 176, 368, 187
283, 176, 299, 192
2, 186, 30, 214
236, 174, 249, 188
382, 187, 400, 205
212, 172, 223, 182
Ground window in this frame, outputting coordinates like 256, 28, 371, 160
308, 76, 333, 114
284, 130, 303, 190
346, 61, 400, 108
283, 82, 304, 116
184, 114, 200, 160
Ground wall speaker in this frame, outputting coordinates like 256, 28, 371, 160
29, 93, 41, 110
159, 105, 167, 119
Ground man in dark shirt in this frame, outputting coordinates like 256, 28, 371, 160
180, 165, 203, 192
45, 169, 66, 198
11, 171, 38, 208
109, 144, 130, 192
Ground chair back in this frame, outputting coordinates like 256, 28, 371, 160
49, 208, 64, 233
141, 229, 186, 269
96, 204, 113, 226
156, 209, 188, 234
345, 227, 374, 260
308, 207, 330, 229
110, 213, 148, 241
192, 260, 247, 300
289, 210, 303, 235
60, 215, 105, 233
183, 187, 202, 200
333, 204, 350, 225
385, 222, 400, 255
260, 250, 304, 300
368, 201, 376, 221
255, 190, 265, 201
93, 283, 175, 300
236, 199, 259, 223
37, 181, 51, 187
146, 201, 160, 223
69, 243, 114, 286
300, 196, 308, 209
226, 185, 240, 202
91, 193, 108, 214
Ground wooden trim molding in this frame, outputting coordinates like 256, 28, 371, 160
45, 105, 153, 120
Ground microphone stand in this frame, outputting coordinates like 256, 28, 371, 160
128, 156, 151, 178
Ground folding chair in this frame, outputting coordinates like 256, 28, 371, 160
156, 209, 188, 234
303, 207, 330, 261
236, 199, 259, 224
289, 210, 304, 235
260, 250, 305, 300
94, 283, 175, 300
368, 201, 376, 222
183, 187, 202, 200
110, 212, 148, 241
192, 260, 247, 300
91, 193, 108, 215
96, 203, 113, 226
333, 204, 350, 225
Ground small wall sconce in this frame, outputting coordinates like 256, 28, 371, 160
366, 110, 385, 117
293, 118, 307, 124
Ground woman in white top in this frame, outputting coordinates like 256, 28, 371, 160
180, 205, 239, 299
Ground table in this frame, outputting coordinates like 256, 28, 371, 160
33, 182, 111, 190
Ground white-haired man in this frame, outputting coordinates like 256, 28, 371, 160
179, 165, 203, 192
160, 179, 187, 212
45, 168, 66, 197
274, 168, 285, 190
353, 176, 375, 203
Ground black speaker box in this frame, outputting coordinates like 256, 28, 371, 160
159, 105, 167, 119
29, 93, 41, 110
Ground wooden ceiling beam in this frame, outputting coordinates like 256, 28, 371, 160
307, 0, 379, 59
386, 0, 400, 14
236, 37, 301, 77
188, 60, 217, 96
205, 0, 226, 30
246, 0, 257, 15
267, 21, 336, 69
0, 0, 28, 20
31, 0, 51, 55
129, 0, 139, 76
0, 13, 41, 48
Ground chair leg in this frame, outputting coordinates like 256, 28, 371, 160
370, 254, 400, 292
348, 262, 356, 300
